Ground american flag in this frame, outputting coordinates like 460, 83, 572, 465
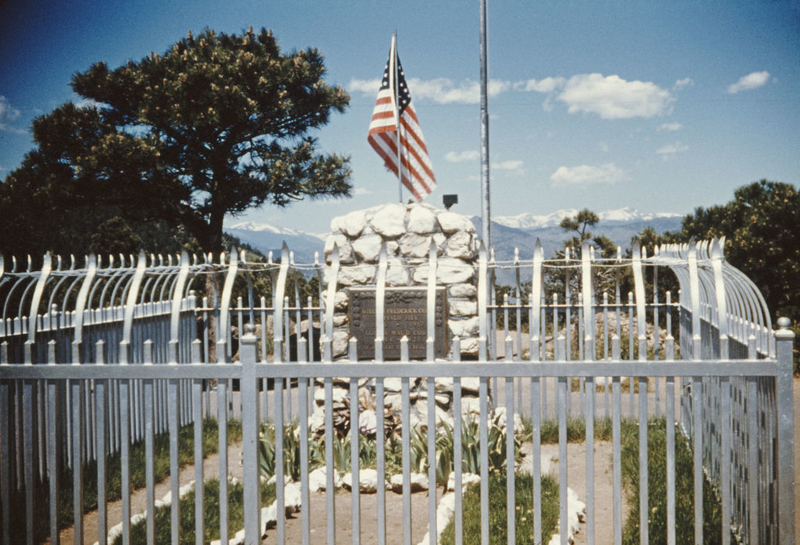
367, 38, 436, 202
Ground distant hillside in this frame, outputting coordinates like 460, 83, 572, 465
473, 209, 683, 284
225, 208, 684, 270
225, 221, 326, 262
478, 207, 683, 260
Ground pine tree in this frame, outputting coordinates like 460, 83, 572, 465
0, 27, 351, 257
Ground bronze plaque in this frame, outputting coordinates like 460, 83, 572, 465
349, 287, 448, 360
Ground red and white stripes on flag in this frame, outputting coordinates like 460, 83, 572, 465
367, 37, 436, 202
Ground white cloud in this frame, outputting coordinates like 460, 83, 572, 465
445, 150, 479, 163
0, 96, 25, 134
598, 142, 609, 152
727, 71, 770, 94
349, 77, 512, 104
353, 187, 372, 196
493, 160, 523, 172
348, 78, 382, 94
521, 77, 566, 93
74, 97, 103, 110
656, 141, 689, 160
657, 122, 683, 132
674, 78, 694, 89
550, 163, 629, 186
407, 78, 511, 104
556, 74, 674, 119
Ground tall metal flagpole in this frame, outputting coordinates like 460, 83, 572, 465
392, 31, 403, 203
479, 0, 491, 246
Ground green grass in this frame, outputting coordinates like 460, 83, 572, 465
620, 417, 727, 545
1, 417, 242, 545
114, 477, 276, 545
521, 415, 615, 445
440, 473, 559, 545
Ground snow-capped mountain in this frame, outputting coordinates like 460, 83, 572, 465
493, 207, 683, 230
225, 207, 684, 265
227, 221, 327, 241
225, 221, 327, 261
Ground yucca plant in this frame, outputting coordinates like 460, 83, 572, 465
258, 422, 320, 481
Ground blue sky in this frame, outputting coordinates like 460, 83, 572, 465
1, 0, 798, 234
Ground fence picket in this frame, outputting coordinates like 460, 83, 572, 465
0, 241, 793, 545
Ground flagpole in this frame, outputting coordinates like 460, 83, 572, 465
479, 0, 491, 247
392, 31, 403, 203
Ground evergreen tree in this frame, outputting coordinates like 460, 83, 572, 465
0, 27, 351, 258
678, 180, 800, 320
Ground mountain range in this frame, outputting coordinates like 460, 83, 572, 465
225, 207, 684, 264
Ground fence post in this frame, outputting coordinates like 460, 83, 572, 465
241, 324, 261, 544
775, 317, 795, 544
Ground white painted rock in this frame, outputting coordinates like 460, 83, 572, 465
448, 316, 480, 338
266, 474, 293, 486
456, 396, 482, 417
260, 503, 277, 530
386, 257, 410, 286
324, 233, 355, 264
491, 407, 525, 436
332, 330, 350, 358
336, 264, 376, 286
399, 233, 433, 258
370, 203, 406, 238
446, 471, 481, 492
408, 205, 437, 234
284, 481, 303, 513
415, 491, 456, 545
413, 257, 475, 285
332, 290, 348, 310
383, 378, 403, 392
448, 299, 478, 318
458, 336, 480, 356
434, 377, 453, 393
449, 282, 477, 298
352, 233, 383, 262
415, 402, 454, 430
390, 472, 429, 493
460, 378, 481, 395
436, 211, 475, 233
338, 210, 367, 238
308, 407, 325, 435
342, 468, 381, 493
308, 467, 341, 492
358, 409, 377, 436
445, 231, 476, 259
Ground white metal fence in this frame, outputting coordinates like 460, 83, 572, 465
0, 238, 794, 545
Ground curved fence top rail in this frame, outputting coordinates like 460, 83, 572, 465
0, 238, 774, 357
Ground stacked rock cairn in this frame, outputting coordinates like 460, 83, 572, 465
309, 202, 486, 438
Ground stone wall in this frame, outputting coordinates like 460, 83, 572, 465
323, 202, 481, 359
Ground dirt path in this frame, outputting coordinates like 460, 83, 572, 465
520, 441, 620, 545
261, 441, 618, 545
262, 487, 442, 545
57, 372, 800, 544
56, 441, 245, 545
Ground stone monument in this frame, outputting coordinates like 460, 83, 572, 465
322, 202, 481, 360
